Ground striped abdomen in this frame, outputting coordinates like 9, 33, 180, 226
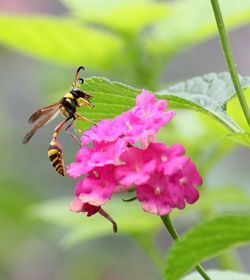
48, 140, 65, 176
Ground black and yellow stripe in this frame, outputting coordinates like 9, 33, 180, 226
64, 93, 74, 105
48, 140, 65, 176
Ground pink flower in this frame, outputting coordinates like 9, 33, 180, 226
67, 140, 127, 179
136, 157, 201, 216
75, 165, 117, 207
115, 143, 201, 216
67, 147, 93, 179
115, 146, 157, 187
67, 90, 202, 231
81, 116, 127, 145
80, 90, 175, 148
136, 173, 173, 216
70, 197, 117, 232
90, 140, 127, 167
70, 197, 101, 216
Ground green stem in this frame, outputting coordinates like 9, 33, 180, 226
210, 0, 250, 127
161, 215, 211, 280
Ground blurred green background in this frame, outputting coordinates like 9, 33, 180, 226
0, 0, 250, 279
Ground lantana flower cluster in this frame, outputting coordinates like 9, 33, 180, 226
67, 91, 202, 231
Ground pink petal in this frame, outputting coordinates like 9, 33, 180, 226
70, 197, 84, 212
137, 183, 173, 216
136, 90, 156, 107
163, 157, 190, 176
90, 140, 127, 167
69, 197, 100, 216
67, 162, 93, 179
115, 147, 157, 186
77, 166, 117, 206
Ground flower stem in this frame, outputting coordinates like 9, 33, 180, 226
161, 215, 211, 280
210, 0, 250, 127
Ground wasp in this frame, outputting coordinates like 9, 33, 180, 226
23, 66, 94, 176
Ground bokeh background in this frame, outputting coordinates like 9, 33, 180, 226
0, 1, 250, 279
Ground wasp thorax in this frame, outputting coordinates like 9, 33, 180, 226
71, 88, 84, 97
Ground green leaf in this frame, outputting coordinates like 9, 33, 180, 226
224, 132, 250, 148
30, 197, 160, 246
30, 186, 250, 247
147, 0, 250, 57
183, 270, 250, 280
60, 0, 170, 35
76, 77, 139, 130
227, 87, 250, 131
157, 72, 250, 132
165, 215, 250, 280
0, 15, 123, 70
77, 73, 250, 132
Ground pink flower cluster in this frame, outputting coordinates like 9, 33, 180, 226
67, 90, 202, 231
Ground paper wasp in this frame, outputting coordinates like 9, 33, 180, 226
23, 66, 94, 176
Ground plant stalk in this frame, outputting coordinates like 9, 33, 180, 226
210, 0, 250, 127
161, 215, 211, 280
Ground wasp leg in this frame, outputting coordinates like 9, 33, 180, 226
75, 112, 96, 125
48, 118, 70, 176
53, 117, 70, 139
65, 120, 82, 147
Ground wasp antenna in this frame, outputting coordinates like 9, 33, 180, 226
77, 66, 85, 72
73, 66, 85, 87
78, 78, 84, 84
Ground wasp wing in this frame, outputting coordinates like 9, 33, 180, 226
28, 101, 61, 123
44, 110, 60, 126
23, 107, 59, 144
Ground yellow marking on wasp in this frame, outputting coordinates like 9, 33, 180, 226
60, 107, 69, 118
48, 149, 58, 157
77, 97, 86, 106
66, 98, 72, 104
51, 157, 59, 165
55, 163, 61, 170
58, 169, 64, 175
64, 93, 74, 99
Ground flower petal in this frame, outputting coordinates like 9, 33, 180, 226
69, 197, 101, 216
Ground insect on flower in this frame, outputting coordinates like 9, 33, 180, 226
23, 66, 95, 176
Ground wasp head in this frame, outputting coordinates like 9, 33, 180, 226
71, 66, 94, 108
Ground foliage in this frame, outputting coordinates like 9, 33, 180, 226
225, 132, 250, 147
61, 0, 171, 36
1, 0, 250, 87
0, 16, 123, 70
31, 186, 250, 246
165, 215, 250, 280
183, 270, 250, 280
77, 73, 250, 133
